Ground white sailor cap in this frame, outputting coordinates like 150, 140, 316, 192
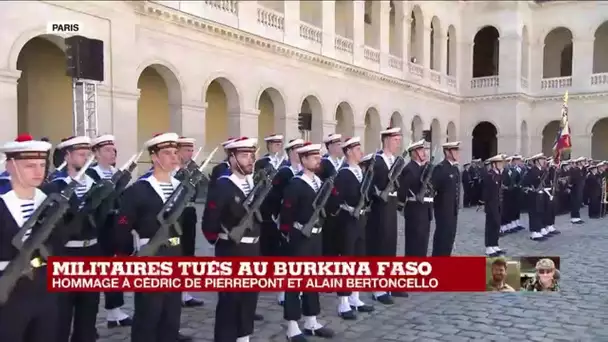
472, 158, 482, 163
56, 136, 91, 150
0, 134, 52, 160
144, 132, 179, 152
528, 153, 545, 162
323, 133, 342, 144
361, 153, 374, 163
225, 137, 258, 151
597, 161, 606, 167
505, 156, 513, 162
380, 126, 402, 137
296, 142, 322, 155
177, 137, 196, 147
91, 134, 115, 148
285, 138, 304, 150
342, 137, 361, 149
588, 164, 598, 170
511, 154, 523, 160
442, 141, 460, 150
221, 137, 238, 147
264, 133, 284, 142
407, 139, 426, 152
486, 154, 504, 163
574, 157, 586, 162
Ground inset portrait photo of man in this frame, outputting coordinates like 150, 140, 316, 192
486, 257, 520, 292
520, 256, 561, 292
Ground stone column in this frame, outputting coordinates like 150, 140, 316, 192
422, 24, 432, 71
459, 41, 473, 91
284, 1, 302, 46
235, 1, 259, 34
0, 69, 20, 141
498, 34, 522, 93
228, 109, 259, 138
98, 87, 140, 166
95, 84, 114, 135
180, 101, 207, 151
529, 43, 544, 93
321, 0, 336, 58
401, 17, 412, 78
378, 0, 391, 71
439, 35, 448, 75
572, 38, 594, 90
352, 0, 366, 65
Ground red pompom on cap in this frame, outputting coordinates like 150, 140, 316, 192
153, 133, 164, 137
61, 136, 75, 142
15, 133, 33, 142
302, 141, 313, 146
235, 137, 248, 141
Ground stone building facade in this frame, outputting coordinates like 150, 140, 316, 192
1, 1, 608, 167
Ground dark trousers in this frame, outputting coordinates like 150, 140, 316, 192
132, 292, 182, 342
432, 212, 457, 256
484, 207, 500, 247
542, 196, 556, 226
214, 239, 260, 341
336, 212, 367, 296
366, 198, 398, 257
463, 187, 471, 207
284, 229, 322, 321
57, 245, 100, 342
321, 216, 339, 256
404, 203, 431, 257
571, 187, 582, 219
260, 220, 283, 256
528, 194, 543, 233
180, 207, 197, 257
0, 267, 57, 342
589, 195, 602, 218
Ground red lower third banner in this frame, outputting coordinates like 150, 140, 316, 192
46, 257, 487, 292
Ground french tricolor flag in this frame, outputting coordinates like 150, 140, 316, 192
553, 92, 572, 164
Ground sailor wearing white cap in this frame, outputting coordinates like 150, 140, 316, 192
255, 133, 286, 172
279, 142, 335, 340
397, 138, 434, 264
568, 156, 585, 224
329, 137, 375, 319
521, 153, 551, 241
430, 141, 461, 257
508, 154, 526, 231
173, 136, 206, 309
200, 137, 261, 342
320, 133, 343, 257
114, 133, 192, 342
86, 134, 134, 327
366, 126, 404, 305
260, 138, 304, 306
44, 135, 102, 342
0, 134, 55, 342
586, 164, 602, 218
482, 154, 507, 257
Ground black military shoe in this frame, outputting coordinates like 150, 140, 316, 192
178, 332, 193, 342
183, 298, 204, 307
495, 248, 507, 255
351, 304, 375, 313
303, 326, 335, 338
391, 291, 409, 298
278, 300, 285, 306
338, 310, 357, 320
372, 293, 393, 305
287, 334, 308, 342
107, 317, 133, 328
254, 313, 264, 321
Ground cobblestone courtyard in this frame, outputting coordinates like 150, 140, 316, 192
97, 207, 608, 341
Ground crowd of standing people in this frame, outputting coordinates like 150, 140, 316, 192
0, 126, 604, 342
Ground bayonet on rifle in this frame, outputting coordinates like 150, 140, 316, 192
300, 174, 336, 237
0, 155, 95, 304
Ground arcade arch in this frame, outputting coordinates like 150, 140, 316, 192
591, 118, 608, 160
16, 35, 72, 143
364, 107, 381, 153
472, 121, 497, 160
472, 26, 500, 78
410, 115, 423, 142
257, 87, 286, 151
299, 95, 323, 142
543, 27, 573, 78
335, 102, 355, 138
541, 120, 560, 157
204, 77, 239, 150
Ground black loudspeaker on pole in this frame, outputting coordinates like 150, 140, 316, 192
65, 35, 104, 82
